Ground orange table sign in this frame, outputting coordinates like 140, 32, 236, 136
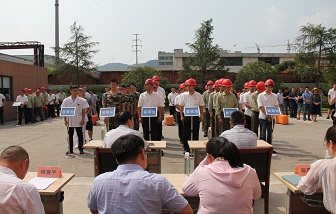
37, 166, 62, 178
294, 164, 311, 176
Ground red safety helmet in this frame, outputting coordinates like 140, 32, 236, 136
36, 89, 41, 93
248, 80, 257, 87
41, 86, 46, 90
206, 80, 214, 85
214, 80, 220, 86
145, 78, 154, 85
265, 79, 274, 86
212, 85, 215, 90
28, 89, 33, 93
152, 75, 160, 81
179, 83, 185, 89
24, 88, 29, 92
222, 79, 233, 87
185, 78, 197, 86
256, 81, 266, 92
244, 82, 249, 89
153, 82, 158, 88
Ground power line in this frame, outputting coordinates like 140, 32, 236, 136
132, 34, 141, 66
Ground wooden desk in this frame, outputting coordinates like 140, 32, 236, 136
191, 140, 271, 168
84, 140, 167, 175
274, 172, 329, 214
24, 172, 75, 214
162, 174, 199, 214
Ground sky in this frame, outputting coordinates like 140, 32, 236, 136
0, 0, 335, 66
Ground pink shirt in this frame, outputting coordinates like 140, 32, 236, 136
182, 158, 261, 214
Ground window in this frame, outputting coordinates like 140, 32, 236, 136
165, 56, 173, 60
159, 62, 165, 65
165, 61, 173, 65
258, 57, 280, 66
0, 76, 12, 101
223, 57, 243, 66
158, 56, 165, 60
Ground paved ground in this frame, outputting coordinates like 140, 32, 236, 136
0, 113, 332, 214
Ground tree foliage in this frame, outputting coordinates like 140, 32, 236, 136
293, 23, 336, 87
234, 62, 280, 90
275, 61, 296, 73
179, 19, 228, 89
121, 66, 168, 92
53, 21, 100, 86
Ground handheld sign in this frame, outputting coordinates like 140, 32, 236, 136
265, 106, 281, 115
184, 107, 200, 117
60, 107, 76, 117
294, 164, 311, 176
100, 107, 116, 117
12, 102, 21, 107
142, 107, 158, 117
223, 108, 239, 118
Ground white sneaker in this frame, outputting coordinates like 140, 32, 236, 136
272, 153, 278, 157
74, 145, 78, 149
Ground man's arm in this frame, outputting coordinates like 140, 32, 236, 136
174, 204, 193, 214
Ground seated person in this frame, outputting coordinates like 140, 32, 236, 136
102, 111, 148, 149
182, 137, 261, 214
88, 134, 192, 214
220, 110, 258, 148
0, 145, 45, 214
297, 126, 336, 213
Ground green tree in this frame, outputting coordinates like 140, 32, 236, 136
121, 66, 168, 92
275, 61, 296, 72
53, 21, 100, 86
234, 61, 280, 90
294, 23, 336, 87
179, 19, 228, 90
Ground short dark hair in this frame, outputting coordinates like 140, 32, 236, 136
325, 126, 336, 145
111, 134, 144, 164
207, 137, 243, 168
230, 110, 245, 125
0, 146, 29, 163
117, 111, 133, 125
70, 85, 78, 90
110, 79, 118, 84
130, 83, 137, 87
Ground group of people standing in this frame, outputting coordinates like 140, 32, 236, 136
15, 87, 66, 125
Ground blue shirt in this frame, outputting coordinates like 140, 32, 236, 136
87, 164, 188, 214
302, 92, 311, 104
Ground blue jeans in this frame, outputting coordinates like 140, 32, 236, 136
297, 103, 303, 112
303, 104, 311, 120
259, 119, 273, 145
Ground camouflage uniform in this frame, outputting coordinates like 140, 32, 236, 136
104, 91, 125, 130
202, 90, 211, 134
251, 90, 260, 136
131, 91, 141, 131
215, 92, 238, 133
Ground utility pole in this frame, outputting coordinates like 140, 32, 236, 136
55, 0, 60, 61
132, 34, 141, 66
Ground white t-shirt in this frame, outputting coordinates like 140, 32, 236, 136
239, 92, 246, 110
167, 92, 179, 106
328, 88, 336, 101
257, 91, 279, 120
61, 96, 88, 127
179, 91, 205, 107
157, 86, 166, 99
138, 91, 165, 108
16, 95, 28, 105
48, 94, 56, 105
0, 93, 5, 107
243, 91, 253, 117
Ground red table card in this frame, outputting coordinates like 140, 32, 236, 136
37, 166, 62, 178
294, 164, 311, 176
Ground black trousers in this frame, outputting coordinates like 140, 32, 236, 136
245, 115, 252, 130
55, 103, 60, 116
18, 105, 28, 124
182, 116, 200, 152
48, 104, 55, 118
290, 102, 297, 118
177, 112, 184, 141
169, 106, 176, 116
0, 106, 3, 124
156, 121, 162, 141
68, 127, 83, 152
142, 117, 158, 141
27, 108, 35, 123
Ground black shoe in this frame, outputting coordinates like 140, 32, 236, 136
66, 151, 74, 155
161, 135, 164, 139
308, 119, 311, 121
326, 116, 330, 119
273, 150, 277, 154
80, 150, 84, 154
41, 119, 45, 121
203, 133, 208, 137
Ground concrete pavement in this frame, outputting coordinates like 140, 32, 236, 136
0, 113, 332, 213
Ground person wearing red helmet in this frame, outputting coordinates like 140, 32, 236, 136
33, 89, 45, 121
103, 79, 126, 131
250, 81, 265, 136
239, 82, 249, 112
26, 89, 35, 124
208, 80, 221, 137
180, 78, 205, 153
168, 86, 179, 124
137, 79, 165, 141
202, 80, 214, 137
257, 79, 278, 155
15, 89, 28, 125
216, 79, 238, 133
174, 83, 187, 143
243, 80, 257, 130
152, 76, 166, 140
40, 87, 49, 120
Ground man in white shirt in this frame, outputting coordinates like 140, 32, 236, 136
138, 79, 165, 141
61, 85, 87, 155
103, 111, 148, 149
243, 80, 256, 130
168, 86, 179, 123
0, 92, 6, 125
220, 110, 257, 148
152, 75, 166, 140
257, 79, 279, 155
180, 78, 205, 153
16, 89, 28, 125
327, 83, 336, 119
175, 83, 187, 143
47, 90, 56, 118
0, 145, 45, 214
